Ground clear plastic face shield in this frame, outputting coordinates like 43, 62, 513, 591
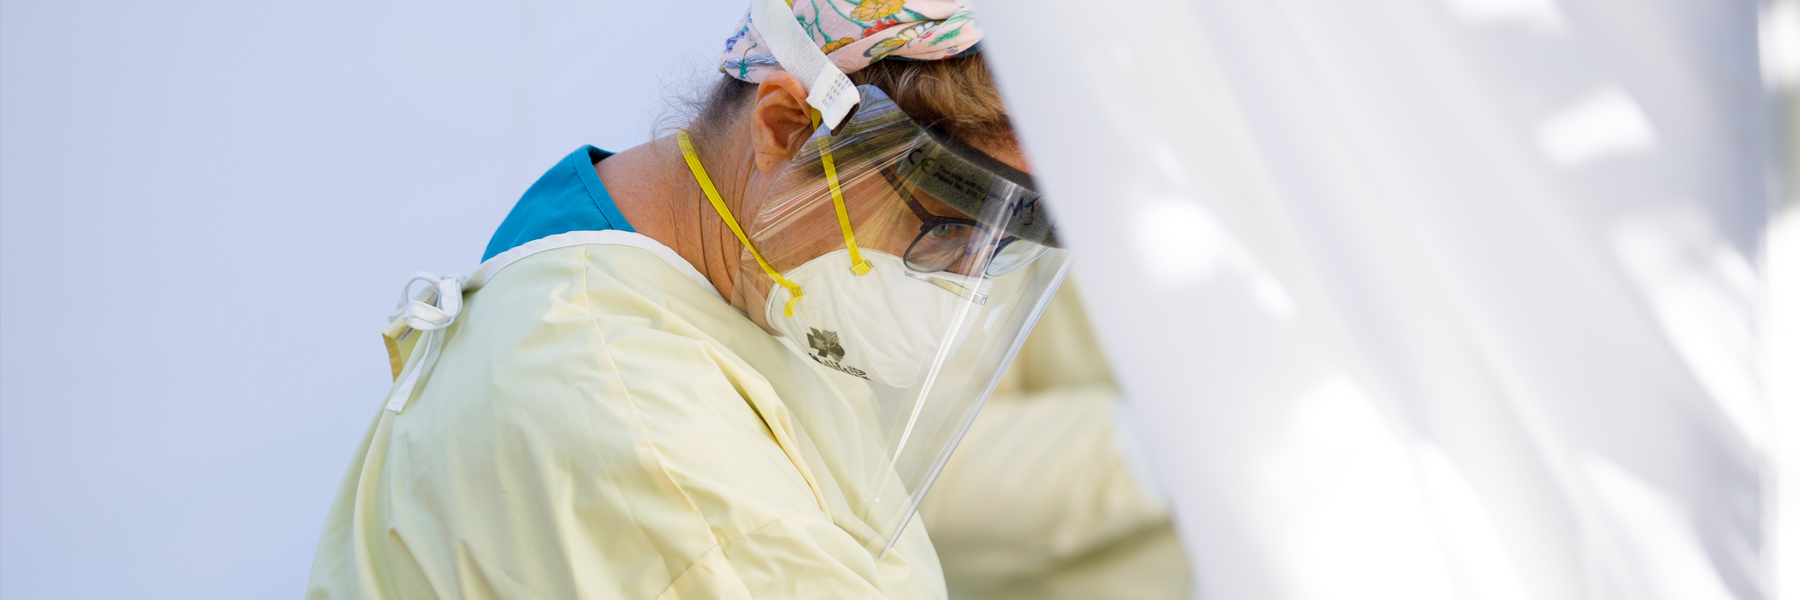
681, 85, 1071, 555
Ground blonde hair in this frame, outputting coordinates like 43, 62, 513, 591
686, 54, 1014, 148
850, 56, 1014, 145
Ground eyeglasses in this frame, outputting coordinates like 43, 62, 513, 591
879, 169, 1050, 277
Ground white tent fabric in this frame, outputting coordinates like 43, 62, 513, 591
975, 0, 1771, 598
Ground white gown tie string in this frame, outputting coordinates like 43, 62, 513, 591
384, 271, 464, 413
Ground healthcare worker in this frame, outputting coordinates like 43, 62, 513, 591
306, 1, 1070, 598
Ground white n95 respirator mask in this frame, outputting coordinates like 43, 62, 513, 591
764, 248, 992, 387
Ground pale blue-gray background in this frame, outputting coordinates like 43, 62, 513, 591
0, 1, 741, 596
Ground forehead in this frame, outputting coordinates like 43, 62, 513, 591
962, 136, 1032, 175
906, 180, 965, 218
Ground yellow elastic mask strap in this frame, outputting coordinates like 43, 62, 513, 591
811, 110, 873, 276
676, 130, 805, 317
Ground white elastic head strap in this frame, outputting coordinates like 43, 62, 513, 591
749, 0, 860, 131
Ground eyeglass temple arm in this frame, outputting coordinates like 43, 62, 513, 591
878, 168, 937, 223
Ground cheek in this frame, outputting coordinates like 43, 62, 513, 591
853, 210, 915, 255
749, 198, 850, 273
844, 188, 922, 256
750, 168, 926, 266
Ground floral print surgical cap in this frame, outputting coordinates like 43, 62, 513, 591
720, 0, 983, 82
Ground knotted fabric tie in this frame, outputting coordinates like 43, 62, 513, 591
384, 271, 464, 413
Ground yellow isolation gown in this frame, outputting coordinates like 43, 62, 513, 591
307, 232, 944, 599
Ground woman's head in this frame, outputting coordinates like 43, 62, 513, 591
681, 2, 1043, 331
686, 61, 1033, 317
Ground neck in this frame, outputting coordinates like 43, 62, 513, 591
599, 134, 753, 305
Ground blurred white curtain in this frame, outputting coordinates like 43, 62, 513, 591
976, 0, 1770, 598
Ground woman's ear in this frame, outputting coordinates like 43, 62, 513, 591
750, 72, 816, 174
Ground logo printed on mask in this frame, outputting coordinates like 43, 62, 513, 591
806, 327, 868, 380
767, 249, 990, 387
